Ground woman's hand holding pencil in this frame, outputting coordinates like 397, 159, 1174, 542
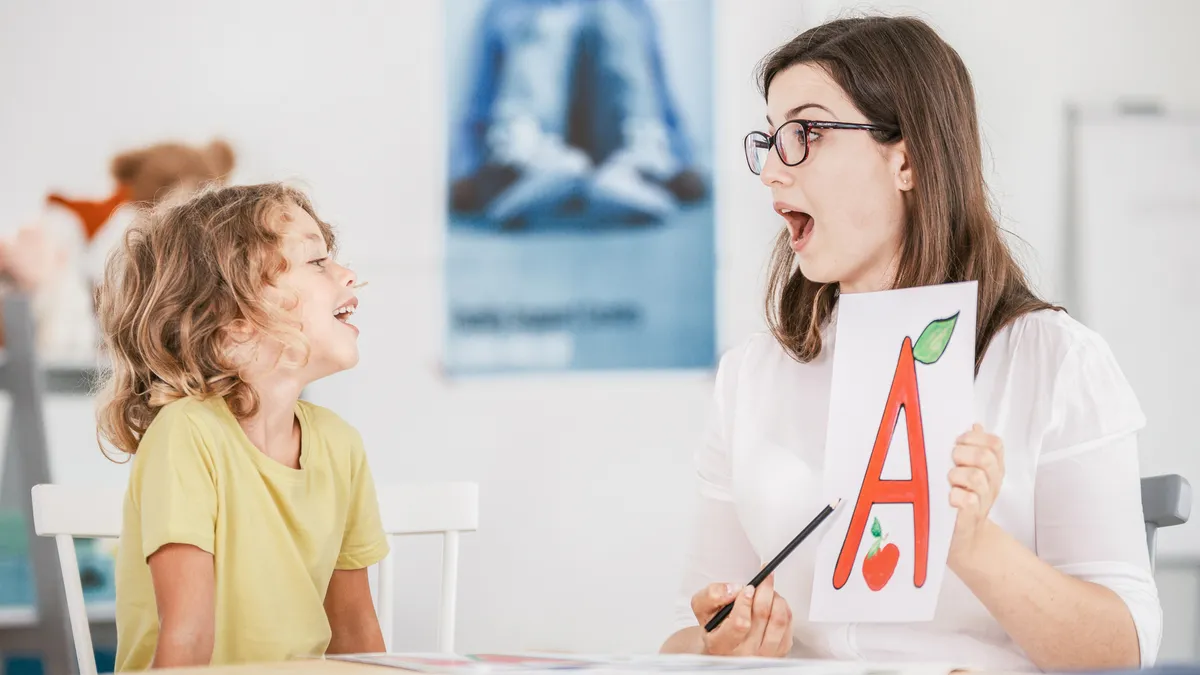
689, 575, 793, 657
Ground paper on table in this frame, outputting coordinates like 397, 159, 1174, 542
809, 282, 977, 623
326, 653, 953, 673
329, 653, 964, 674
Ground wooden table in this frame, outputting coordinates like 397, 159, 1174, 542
12, 652, 999, 675
168, 660, 399, 674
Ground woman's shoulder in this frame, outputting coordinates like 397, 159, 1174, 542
717, 331, 795, 375
994, 308, 1145, 450
997, 308, 1122, 372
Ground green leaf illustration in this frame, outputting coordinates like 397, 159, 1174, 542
871, 516, 882, 538
913, 312, 959, 364
866, 538, 881, 559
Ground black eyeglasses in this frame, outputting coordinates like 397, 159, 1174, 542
743, 119, 890, 175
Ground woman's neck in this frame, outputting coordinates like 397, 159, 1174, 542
841, 252, 901, 294
237, 376, 306, 469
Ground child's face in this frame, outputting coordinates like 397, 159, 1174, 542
273, 202, 360, 379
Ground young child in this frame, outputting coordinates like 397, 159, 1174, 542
95, 183, 389, 670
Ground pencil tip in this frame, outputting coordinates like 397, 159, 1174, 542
831, 498, 842, 508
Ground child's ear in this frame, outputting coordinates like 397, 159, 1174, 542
225, 318, 253, 340
221, 320, 257, 362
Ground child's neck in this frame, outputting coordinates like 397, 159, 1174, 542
237, 377, 306, 470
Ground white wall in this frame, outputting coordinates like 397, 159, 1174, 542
2, 0, 1199, 659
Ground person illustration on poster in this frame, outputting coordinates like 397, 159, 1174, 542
448, 0, 708, 230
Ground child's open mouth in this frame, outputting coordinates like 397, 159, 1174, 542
334, 298, 358, 328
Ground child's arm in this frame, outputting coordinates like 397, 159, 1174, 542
324, 568, 385, 654
327, 425, 391, 654
147, 543, 215, 667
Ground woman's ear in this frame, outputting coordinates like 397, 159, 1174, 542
889, 140, 914, 192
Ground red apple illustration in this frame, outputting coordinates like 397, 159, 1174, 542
862, 516, 899, 591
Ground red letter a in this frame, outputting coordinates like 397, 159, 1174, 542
832, 337, 930, 590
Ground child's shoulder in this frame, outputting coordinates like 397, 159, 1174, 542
142, 396, 227, 440
132, 396, 229, 468
296, 399, 363, 448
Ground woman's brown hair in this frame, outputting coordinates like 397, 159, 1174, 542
758, 16, 1058, 371
95, 182, 335, 457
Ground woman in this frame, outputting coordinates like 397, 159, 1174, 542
661, 16, 1158, 672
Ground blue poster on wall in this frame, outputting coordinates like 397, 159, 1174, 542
444, 0, 716, 374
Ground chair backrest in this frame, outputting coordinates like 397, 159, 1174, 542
375, 482, 479, 654
30, 483, 125, 675
1141, 474, 1192, 571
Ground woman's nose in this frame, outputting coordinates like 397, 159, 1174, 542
759, 149, 793, 188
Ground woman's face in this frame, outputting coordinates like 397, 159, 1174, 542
760, 63, 912, 293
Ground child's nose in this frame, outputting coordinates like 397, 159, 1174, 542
340, 263, 357, 287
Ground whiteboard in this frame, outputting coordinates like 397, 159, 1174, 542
1068, 106, 1200, 558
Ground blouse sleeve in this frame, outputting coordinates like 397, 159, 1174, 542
1034, 332, 1161, 666
672, 342, 763, 633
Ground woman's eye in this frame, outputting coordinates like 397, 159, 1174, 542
807, 129, 823, 142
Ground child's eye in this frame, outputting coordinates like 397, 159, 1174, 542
309, 255, 330, 270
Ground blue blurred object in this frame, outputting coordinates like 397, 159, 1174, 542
1, 511, 117, 672
444, 0, 716, 374
2, 648, 116, 675
449, 0, 708, 228
1070, 662, 1200, 667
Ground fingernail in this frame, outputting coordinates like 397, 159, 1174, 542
743, 585, 755, 598
725, 583, 739, 597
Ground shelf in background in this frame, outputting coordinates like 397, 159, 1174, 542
0, 601, 115, 629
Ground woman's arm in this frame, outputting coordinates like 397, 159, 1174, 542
952, 520, 1141, 670
660, 342, 780, 655
949, 423, 1156, 671
148, 543, 215, 668
662, 627, 706, 654
325, 568, 386, 654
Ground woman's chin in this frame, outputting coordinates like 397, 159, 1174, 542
795, 258, 838, 285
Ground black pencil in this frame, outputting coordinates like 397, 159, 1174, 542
703, 498, 841, 633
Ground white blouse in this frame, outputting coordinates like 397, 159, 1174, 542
674, 308, 1161, 671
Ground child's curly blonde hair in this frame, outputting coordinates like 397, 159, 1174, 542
95, 182, 335, 457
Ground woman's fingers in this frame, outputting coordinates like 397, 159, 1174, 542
691, 582, 738, 623
955, 427, 1005, 471
948, 466, 989, 497
695, 577, 793, 657
703, 583, 755, 654
758, 591, 793, 656
728, 575, 775, 656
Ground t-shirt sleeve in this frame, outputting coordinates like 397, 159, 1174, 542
1035, 333, 1160, 666
132, 412, 218, 559
337, 431, 390, 570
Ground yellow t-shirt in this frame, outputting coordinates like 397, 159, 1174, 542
113, 396, 389, 671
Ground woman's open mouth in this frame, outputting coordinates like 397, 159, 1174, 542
780, 208, 814, 252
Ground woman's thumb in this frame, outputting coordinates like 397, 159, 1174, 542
713, 583, 741, 604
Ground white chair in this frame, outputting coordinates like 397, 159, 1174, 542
374, 481, 479, 654
30, 483, 125, 675
31, 480, 478, 672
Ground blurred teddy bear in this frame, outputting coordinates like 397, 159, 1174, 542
0, 139, 235, 360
